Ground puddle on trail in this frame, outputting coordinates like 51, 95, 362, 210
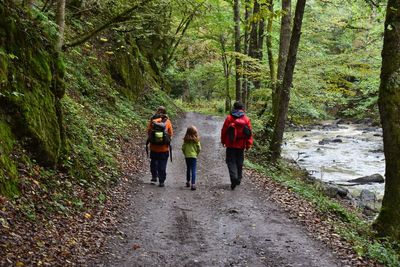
282, 123, 385, 198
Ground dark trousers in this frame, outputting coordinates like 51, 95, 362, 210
150, 151, 169, 183
226, 148, 244, 185
185, 158, 197, 185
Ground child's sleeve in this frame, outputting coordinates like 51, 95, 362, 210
196, 142, 201, 155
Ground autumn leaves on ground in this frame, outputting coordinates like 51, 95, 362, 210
0, 113, 380, 266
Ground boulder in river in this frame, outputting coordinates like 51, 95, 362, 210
318, 138, 343, 145
347, 173, 384, 184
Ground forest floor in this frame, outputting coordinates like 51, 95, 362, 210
91, 112, 379, 267
0, 112, 381, 266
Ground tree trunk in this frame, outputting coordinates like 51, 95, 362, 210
55, 0, 66, 51
253, 3, 265, 90
248, 1, 259, 59
373, 0, 400, 240
248, 0, 261, 91
257, 16, 265, 62
272, 0, 291, 122
242, 0, 251, 109
269, 0, 306, 163
265, 0, 275, 84
234, 0, 242, 102
220, 35, 232, 112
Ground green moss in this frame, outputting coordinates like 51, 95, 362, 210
109, 40, 158, 100
0, 120, 19, 197
8, 79, 61, 166
30, 51, 52, 83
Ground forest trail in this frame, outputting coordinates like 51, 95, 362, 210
95, 112, 340, 267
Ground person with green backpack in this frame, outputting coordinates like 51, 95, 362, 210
146, 106, 173, 187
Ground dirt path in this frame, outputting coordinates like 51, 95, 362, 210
95, 112, 340, 267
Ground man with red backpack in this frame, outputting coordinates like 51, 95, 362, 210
147, 106, 173, 187
221, 101, 253, 190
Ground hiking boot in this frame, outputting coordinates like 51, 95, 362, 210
231, 183, 236, 190
186, 182, 190, 187
159, 183, 165, 187
150, 177, 157, 184
191, 184, 196, 191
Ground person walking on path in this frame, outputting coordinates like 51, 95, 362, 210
147, 106, 173, 187
182, 126, 201, 190
221, 101, 253, 190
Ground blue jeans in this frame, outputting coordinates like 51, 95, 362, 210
150, 151, 169, 183
185, 158, 197, 185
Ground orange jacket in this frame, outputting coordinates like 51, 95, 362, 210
147, 116, 173, 153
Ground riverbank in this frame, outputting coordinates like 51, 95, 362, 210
282, 120, 384, 207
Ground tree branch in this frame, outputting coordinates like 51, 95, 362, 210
63, 0, 152, 50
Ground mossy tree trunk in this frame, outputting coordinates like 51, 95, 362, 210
272, 0, 291, 123
265, 0, 275, 87
373, 0, 400, 240
269, 0, 306, 163
55, 0, 66, 51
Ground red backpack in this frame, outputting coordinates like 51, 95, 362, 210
227, 116, 252, 143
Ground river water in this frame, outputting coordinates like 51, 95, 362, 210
282, 123, 385, 199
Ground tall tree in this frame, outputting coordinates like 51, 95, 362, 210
162, 1, 206, 70
257, 3, 265, 62
220, 35, 232, 112
265, 0, 275, 85
242, 0, 251, 108
55, 0, 66, 51
234, 0, 242, 101
269, 0, 306, 163
272, 0, 291, 122
248, 0, 261, 90
373, 0, 400, 240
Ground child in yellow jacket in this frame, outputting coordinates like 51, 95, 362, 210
182, 126, 201, 190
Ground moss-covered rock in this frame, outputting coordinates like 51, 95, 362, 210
0, 120, 18, 197
109, 36, 159, 100
0, 0, 65, 196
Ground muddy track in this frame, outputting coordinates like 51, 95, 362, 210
94, 112, 340, 267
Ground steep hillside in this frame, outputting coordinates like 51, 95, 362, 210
0, 1, 178, 207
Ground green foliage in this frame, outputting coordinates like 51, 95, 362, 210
164, 0, 384, 123
291, 0, 384, 121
